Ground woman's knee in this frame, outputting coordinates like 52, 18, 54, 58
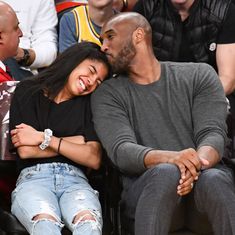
72, 209, 102, 232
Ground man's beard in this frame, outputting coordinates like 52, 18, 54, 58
111, 40, 136, 74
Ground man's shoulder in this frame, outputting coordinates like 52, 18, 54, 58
161, 61, 210, 72
93, 75, 128, 97
102, 74, 128, 86
161, 62, 216, 83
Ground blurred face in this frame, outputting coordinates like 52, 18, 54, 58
170, 0, 194, 9
101, 21, 136, 73
61, 59, 108, 99
88, 0, 113, 9
0, 11, 22, 59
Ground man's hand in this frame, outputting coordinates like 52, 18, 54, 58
177, 170, 195, 196
176, 157, 209, 196
168, 148, 201, 182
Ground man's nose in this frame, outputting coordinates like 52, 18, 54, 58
18, 28, 23, 38
101, 42, 108, 52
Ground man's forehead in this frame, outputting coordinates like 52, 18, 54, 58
102, 20, 125, 35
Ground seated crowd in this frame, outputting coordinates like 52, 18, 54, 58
1, 0, 235, 235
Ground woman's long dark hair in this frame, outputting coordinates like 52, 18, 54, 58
18, 41, 111, 100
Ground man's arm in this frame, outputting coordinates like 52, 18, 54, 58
192, 63, 228, 160
59, 11, 78, 53
215, 2, 235, 95
144, 148, 202, 180
29, 0, 58, 68
197, 145, 220, 169
91, 80, 203, 177
216, 43, 235, 95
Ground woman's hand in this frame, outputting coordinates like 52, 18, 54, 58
11, 123, 44, 147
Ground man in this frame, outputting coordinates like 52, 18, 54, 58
112, 0, 137, 11
3, 0, 58, 80
91, 12, 235, 234
59, 0, 115, 53
0, 1, 22, 82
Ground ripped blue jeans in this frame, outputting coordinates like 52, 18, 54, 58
11, 163, 102, 235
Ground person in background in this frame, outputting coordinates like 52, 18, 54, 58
91, 12, 235, 235
3, 0, 58, 80
59, 0, 115, 53
112, 0, 137, 12
9, 41, 111, 235
0, 1, 22, 82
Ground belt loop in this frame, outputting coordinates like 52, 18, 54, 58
36, 164, 40, 171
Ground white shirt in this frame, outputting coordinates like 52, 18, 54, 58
0, 61, 6, 72
4, 0, 58, 69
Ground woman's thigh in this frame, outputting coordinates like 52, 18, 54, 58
60, 175, 102, 230
11, 166, 62, 231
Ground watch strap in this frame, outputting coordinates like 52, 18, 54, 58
18, 49, 30, 66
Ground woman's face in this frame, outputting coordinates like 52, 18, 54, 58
61, 59, 109, 99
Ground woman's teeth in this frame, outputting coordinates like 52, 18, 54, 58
79, 79, 86, 90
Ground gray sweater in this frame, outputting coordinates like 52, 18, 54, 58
91, 62, 227, 176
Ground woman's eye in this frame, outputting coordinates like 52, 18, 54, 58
89, 67, 95, 74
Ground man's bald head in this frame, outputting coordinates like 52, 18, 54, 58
102, 12, 152, 41
0, 1, 22, 60
0, 1, 17, 31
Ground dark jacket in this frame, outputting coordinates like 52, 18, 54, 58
134, 0, 231, 69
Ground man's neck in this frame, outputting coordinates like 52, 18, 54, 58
89, 4, 114, 27
171, 0, 195, 21
129, 54, 161, 85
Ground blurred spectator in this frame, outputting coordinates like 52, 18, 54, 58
59, 0, 115, 53
55, 0, 137, 12
112, 0, 137, 11
3, 0, 58, 80
55, 0, 87, 13
0, 1, 22, 82
133, 0, 235, 96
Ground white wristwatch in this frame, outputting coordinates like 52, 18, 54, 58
39, 128, 53, 150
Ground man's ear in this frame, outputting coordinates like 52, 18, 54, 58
132, 27, 145, 44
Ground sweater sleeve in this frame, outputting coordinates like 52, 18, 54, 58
91, 82, 153, 176
192, 63, 228, 158
30, 0, 58, 69
59, 11, 78, 53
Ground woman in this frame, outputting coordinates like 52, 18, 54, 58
9, 41, 111, 235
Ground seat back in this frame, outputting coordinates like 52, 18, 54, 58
0, 81, 18, 160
